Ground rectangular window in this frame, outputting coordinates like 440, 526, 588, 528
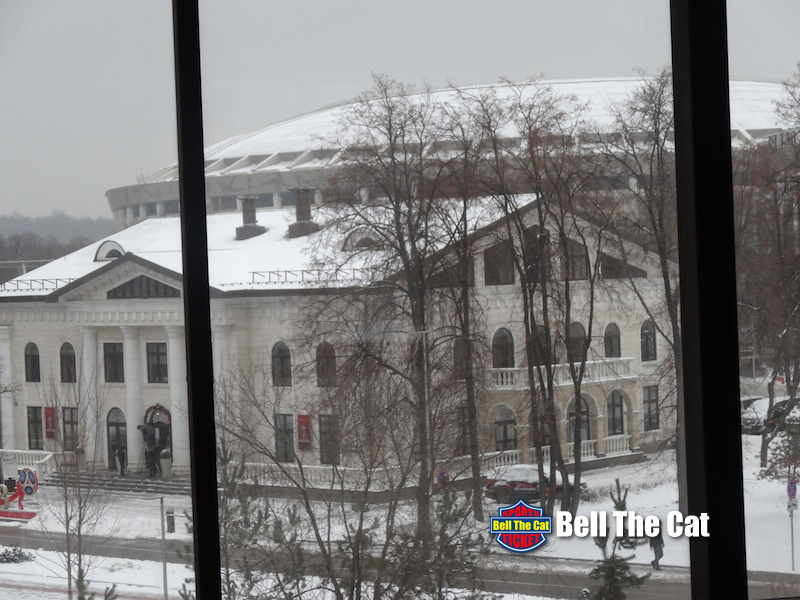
275, 414, 294, 463
145, 202, 158, 216
281, 190, 298, 206
63, 406, 78, 452
561, 239, 589, 281
146, 342, 169, 383
27, 407, 43, 450
255, 193, 273, 208
483, 243, 515, 285
104, 342, 124, 383
319, 415, 340, 465
643, 385, 659, 431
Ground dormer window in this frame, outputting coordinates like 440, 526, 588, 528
94, 240, 125, 262
343, 229, 382, 251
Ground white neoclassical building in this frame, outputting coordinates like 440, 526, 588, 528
0, 77, 789, 479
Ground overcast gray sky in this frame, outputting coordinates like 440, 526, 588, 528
1, 1, 799, 218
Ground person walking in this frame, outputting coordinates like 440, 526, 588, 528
115, 444, 127, 476
650, 520, 664, 570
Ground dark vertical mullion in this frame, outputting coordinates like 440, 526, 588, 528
171, 2, 222, 599
670, 1, 747, 598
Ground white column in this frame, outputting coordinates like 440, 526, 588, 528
0, 326, 15, 449
211, 324, 235, 436
79, 326, 99, 465
211, 324, 234, 383
165, 326, 189, 473
593, 414, 606, 457
121, 326, 145, 471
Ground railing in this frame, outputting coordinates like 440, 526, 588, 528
241, 461, 411, 491
487, 358, 634, 390
0, 450, 56, 477
566, 439, 597, 460
604, 434, 631, 455
552, 358, 633, 385
486, 368, 528, 389
242, 267, 381, 286
0, 278, 76, 293
529, 445, 552, 465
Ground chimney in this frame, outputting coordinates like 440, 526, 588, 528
235, 195, 267, 240
288, 188, 320, 238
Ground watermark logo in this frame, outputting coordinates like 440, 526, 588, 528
490, 500, 551, 553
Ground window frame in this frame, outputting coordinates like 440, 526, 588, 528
319, 414, 340, 465
491, 328, 515, 369
316, 342, 337, 387
604, 323, 621, 358
27, 406, 44, 451
103, 342, 125, 383
640, 320, 657, 362
274, 413, 294, 463
24, 342, 41, 383
170, 2, 748, 596
643, 385, 659, 432
146, 342, 169, 384
271, 342, 292, 387
63, 406, 78, 452
483, 241, 515, 286
60, 342, 77, 383
607, 391, 625, 436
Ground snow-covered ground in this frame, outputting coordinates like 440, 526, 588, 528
0, 435, 796, 598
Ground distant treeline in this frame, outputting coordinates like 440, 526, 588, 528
0, 212, 113, 245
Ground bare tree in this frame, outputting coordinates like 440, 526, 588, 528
732, 140, 800, 466
455, 79, 608, 515
36, 346, 117, 600
596, 68, 686, 512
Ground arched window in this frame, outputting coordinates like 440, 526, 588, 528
568, 396, 591, 443
604, 324, 621, 358
567, 322, 586, 363
492, 404, 517, 451
492, 328, 515, 369
453, 337, 468, 381
25, 343, 40, 382
641, 320, 657, 362
316, 343, 336, 387
60, 343, 77, 383
607, 391, 625, 435
272, 342, 292, 387
533, 325, 549, 366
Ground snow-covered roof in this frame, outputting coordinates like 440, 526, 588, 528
0, 210, 324, 298
0, 194, 518, 299
131, 78, 789, 185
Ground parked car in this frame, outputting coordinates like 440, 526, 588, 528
484, 464, 584, 504
766, 398, 796, 433
740, 398, 768, 434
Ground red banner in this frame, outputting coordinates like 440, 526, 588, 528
297, 415, 311, 450
44, 407, 56, 439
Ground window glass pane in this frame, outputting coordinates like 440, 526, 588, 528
727, 2, 800, 589
0, 4, 197, 597
196, 1, 693, 596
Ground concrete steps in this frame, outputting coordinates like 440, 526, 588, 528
41, 470, 191, 496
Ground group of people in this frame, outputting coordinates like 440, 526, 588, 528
138, 423, 165, 478
112, 423, 170, 478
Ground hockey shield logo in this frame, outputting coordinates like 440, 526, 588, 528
490, 500, 551, 553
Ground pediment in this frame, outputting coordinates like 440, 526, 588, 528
51, 256, 183, 303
